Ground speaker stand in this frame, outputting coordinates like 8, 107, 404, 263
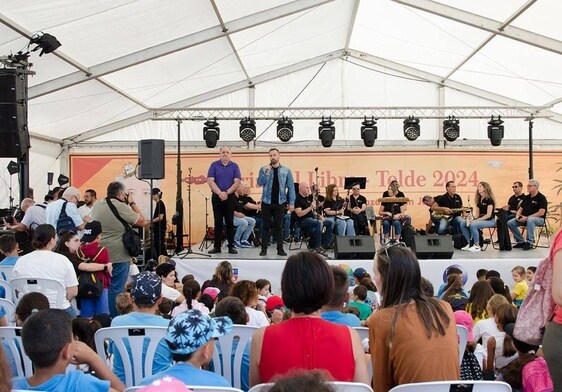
197, 189, 213, 251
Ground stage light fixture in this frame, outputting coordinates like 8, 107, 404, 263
361, 116, 378, 147
318, 116, 335, 148
203, 118, 220, 148
239, 117, 256, 143
488, 115, 504, 146
443, 116, 460, 142
58, 174, 69, 187
403, 116, 420, 141
29, 32, 61, 56
277, 117, 293, 142
7, 161, 18, 175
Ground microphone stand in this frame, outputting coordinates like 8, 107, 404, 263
180, 167, 210, 258
313, 167, 329, 258
196, 188, 213, 251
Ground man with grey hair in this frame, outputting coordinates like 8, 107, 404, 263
45, 186, 89, 233
3, 197, 47, 232
91, 181, 147, 317
507, 179, 548, 250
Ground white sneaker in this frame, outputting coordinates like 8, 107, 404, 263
461, 244, 471, 251
468, 245, 481, 252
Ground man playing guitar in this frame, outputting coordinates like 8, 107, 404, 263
431, 181, 467, 235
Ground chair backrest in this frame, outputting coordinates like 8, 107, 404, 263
0, 326, 34, 377
389, 380, 512, 391
94, 326, 168, 387
249, 382, 373, 392
10, 277, 66, 309
210, 325, 258, 389
124, 386, 244, 392
0, 298, 16, 326
0, 266, 13, 282
456, 325, 468, 366
353, 326, 369, 342
0, 279, 12, 302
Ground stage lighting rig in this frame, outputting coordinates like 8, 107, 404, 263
488, 116, 504, 146
403, 116, 420, 141
203, 118, 220, 148
443, 116, 460, 142
277, 117, 293, 142
318, 116, 335, 148
361, 116, 378, 147
239, 117, 256, 143
30, 32, 61, 57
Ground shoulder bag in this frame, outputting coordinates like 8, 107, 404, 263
106, 197, 142, 257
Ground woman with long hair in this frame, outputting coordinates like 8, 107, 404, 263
485, 303, 518, 372
465, 280, 494, 323
379, 183, 408, 244
250, 251, 368, 386
323, 184, 355, 237
202, 260, 234, 301
230, 280, 269, 327
367, 245, 459, 391
460, 181, 496, 252
171, 279, 208, 317
155, 263, 184, 304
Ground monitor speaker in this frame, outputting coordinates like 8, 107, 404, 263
334, 235, 376, 259
138, 139, 165, 179
413, 235, 454, 259
0, 70, 29, 157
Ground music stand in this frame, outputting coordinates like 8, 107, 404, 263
344, 177, 367, 190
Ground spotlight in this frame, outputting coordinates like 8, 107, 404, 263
277, 117, 293, 142
403, 116, 420, 141
57, 174, 69, 187
318, 116, 335, 148
7, 161, 18, 175
239, 117, 256, 143
29, 32, 61, 57
488, 115, 504, 146
203, 118, 220, 148
361, 116, 378, 147
443, 116, 460, 142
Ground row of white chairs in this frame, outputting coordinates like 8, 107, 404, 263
0, 277, 67, 309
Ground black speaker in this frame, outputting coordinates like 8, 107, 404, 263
334, 235, 376, 259
138, 139, 165, 179
0, 70, 29, 158
413, 235, 454, 259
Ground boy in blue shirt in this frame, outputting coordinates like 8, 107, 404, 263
11, 309, 124, 392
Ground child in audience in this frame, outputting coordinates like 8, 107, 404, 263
256, 278, 271, 311
455, 310, 483, 381
347, 285, 372, 321
511, 266, 528, 307
265, 296, 285, 325
441, 274, 468, 311
476, 269, 488, 281
11, 309, 125, 392
473, 294, 510, 364
72, 317, 102, 352
0, 234, 19, 268
114, 293, 133, 315
488, 277, 513, 304
485, 270, 501, 280
230, 280, 269, 327
465, 280, 494, 323
437, 266, 468, 299
485, 303, 518, 374
321, 266, 360, 327
157, 298, 174, 319
171, 279, 208, 317
526, 266, 536, 286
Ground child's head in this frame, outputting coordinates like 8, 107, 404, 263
476, 269, 488, 281
353, 285, 368, 302
327, 266, 351, 307
21, 309, 73, 369
81, 221, 102, 244
229, 280, 259, 307
485, 270, 501, 280
255, 279, 271, 296
181, 274, 195, 285
72, 317, 102, 351
15, 292, 50, 326
466, 280, 494, 319
0, 234, 18, 256
214, 296, 248, 325
488, 276, 512, 304
199, 293, 215, 312
495, 303, 518, 331
511, 266, 526, 283
157, 298, 174, 318
182, 279, 201, 309
115, 292, 133, 315
526, 266, 536, 283
353, 268, 369, 285
486, 294, 510, 317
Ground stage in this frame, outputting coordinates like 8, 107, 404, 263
172, 239, 550, 295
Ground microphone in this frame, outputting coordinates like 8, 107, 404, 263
314, 167, 318, 171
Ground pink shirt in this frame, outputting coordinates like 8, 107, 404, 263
551, 229, 562, 324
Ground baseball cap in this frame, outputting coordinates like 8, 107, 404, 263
454, 310, 474, 342
81, 220, 102, 243
131, 272, 162, 305
202, 287, 220, 301
266, 295, 285, 312
353, 267, 368, 279
165, 309, 232, 355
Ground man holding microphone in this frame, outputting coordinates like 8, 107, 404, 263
257, 148, 295, 257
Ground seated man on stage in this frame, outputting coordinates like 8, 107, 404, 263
238, 183, 262, 243
507, 179, 547, 250
233, 183, 257, 248
323, 184, 355, 237
379, 183, 408, 243
348, 183, 369, 235
294, 183, 333, 251
430, 181, 465, 235
501, 181, 525, 221
422, 195, 438, 234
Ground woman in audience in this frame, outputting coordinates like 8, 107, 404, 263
53, 229, 82, 267
171, 279, 208, 317
155, 263, 184, 304
202, 260, 234, 301
250, 251, 369, 386
367, 245, 459, 391
465, 280, 494, 323
485, 303, 518, 373
230, 280, 269, 327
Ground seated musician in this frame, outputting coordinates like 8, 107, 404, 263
501, 181, 525, 221
382, 180, 411, 226
323, 184, 355, 237
422, 195, 437, 234
294, 183, 334, 252
347, 184, 369, 235
238, 183, 262, 243
430, 181, 465, 235
507, 179, 547, 250
459, 182, 496, 252
233, 183, 257, 248
379, 183, 407, 244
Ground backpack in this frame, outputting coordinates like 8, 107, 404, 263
460, 350, 483, 381
56, 201, 77, 235
76, 247, 105, 299
401, 223, 418, 249
453, 234, 468, 249
513, 255, 555, 345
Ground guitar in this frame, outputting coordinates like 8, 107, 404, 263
432, 207, 472, 219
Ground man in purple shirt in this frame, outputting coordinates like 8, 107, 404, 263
207, 146, 241, 254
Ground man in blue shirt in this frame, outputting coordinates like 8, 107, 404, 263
207, 146, 241, 255
140, 309, 233, 388
321, 266, 361, 327
257, 148, 295, 257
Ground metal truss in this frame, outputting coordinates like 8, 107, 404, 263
151, 106, 549, 121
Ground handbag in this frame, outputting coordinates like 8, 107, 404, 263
513, 255, 556, 345
76, 247, 105, 299
106, 197, 142, 257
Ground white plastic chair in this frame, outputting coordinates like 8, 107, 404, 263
10, 277, 66, 309
0, 298, 16, 326
353, 326, 372, 380
94, 326, 168, 387
210, 325, 259, 389
0, 326, 33, 377
124, 387, 243, 392
249, 382, 373, 392
0, 279, 12, 302
388, 380, 511, 391
456, 325, 468, 366
0, 266, 13, 281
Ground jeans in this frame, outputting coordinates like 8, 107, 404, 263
507, 216, 545, 244
233, 216, 255, 242
64, 305, 78, 319
382, 219, 402, 237
109, 261, 131, 318
283, 213, 300, 240
436, 216, 464, 235
326, 217, 355, 236
80, 288, 109, 317
460, 218, 496, 245
212, 193, 236, 249
300, 217, 322, 248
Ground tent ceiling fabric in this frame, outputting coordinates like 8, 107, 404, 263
0, 0, 560, 145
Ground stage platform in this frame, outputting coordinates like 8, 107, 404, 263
172, 240, 550, 295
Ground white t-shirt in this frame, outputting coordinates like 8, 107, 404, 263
21, 204, 47, 230
246, 306, 269, 327
473, 317, 500, 349
77, 204, 92, 220
45, 199, 83, 229
12, 250, 78, 309
161, 284, 182, 302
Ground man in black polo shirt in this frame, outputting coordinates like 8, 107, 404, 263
501, 181, 525, 221
430, 181, 464, 235
507, 179, 547, 250
348, 184, 369, 235
294, 183, 334, 251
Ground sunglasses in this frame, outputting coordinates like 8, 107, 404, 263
512, 185, 519, 188
352, 187, 360, 190
378, 241, 408, 260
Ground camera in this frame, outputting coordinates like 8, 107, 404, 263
4, 216, 14, 225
